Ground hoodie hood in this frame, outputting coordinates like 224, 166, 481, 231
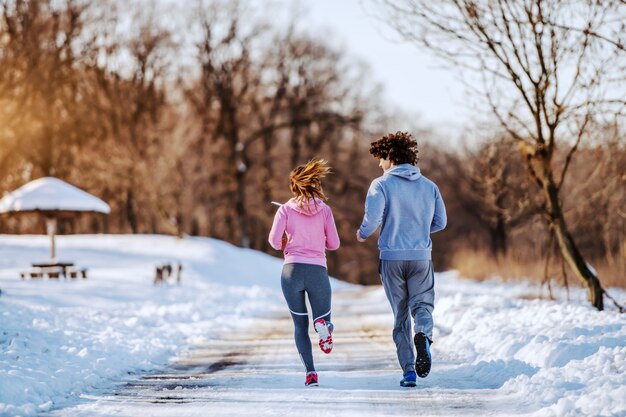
387, 164, 422, 181
286, 197, 326, 216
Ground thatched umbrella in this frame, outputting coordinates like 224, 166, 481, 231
0, 177, 110, 263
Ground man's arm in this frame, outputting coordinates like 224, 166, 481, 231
430, 186, 447, 233
357, 180, 385, 241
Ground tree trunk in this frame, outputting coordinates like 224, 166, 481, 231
229, 128, 249, 248
543, 175, 604, 310
489, 214, 507, 257
260, 139, 275, 253
290, 125, 302, 167
235, 167, 250, 248
126, 188, 138, 234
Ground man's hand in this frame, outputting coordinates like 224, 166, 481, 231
356, 230, 366, 242
281, 236, 287, 250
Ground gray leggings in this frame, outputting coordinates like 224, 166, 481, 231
281, 263, 332, 373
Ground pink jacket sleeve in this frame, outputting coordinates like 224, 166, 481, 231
268, 206, 287, 250
324, 206, 340, 251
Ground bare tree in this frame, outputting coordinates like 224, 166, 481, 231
0, 0, 99, 178
88, 2, 174, 233
184, 1, 273, 247
563, 123, 626, 274
185, 2, 368, 248
375, 0, 626, 309
452, 135, 537, 256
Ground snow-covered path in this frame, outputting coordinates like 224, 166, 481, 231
2, 235, 625, 417
46, 287, 503, 417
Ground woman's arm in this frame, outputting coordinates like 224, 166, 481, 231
325, 206, 340, 250
268, 206, 287, 250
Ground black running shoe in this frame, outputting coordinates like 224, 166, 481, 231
414, 332, 432, 378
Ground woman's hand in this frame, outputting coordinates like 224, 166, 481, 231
356, 230, 366, 242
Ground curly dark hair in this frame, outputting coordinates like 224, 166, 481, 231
369, 131, 419, 165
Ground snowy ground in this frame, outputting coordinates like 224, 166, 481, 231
0, 234, 625, 417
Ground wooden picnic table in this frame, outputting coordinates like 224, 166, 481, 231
22, 262, 88, 279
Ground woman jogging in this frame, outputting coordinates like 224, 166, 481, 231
268, 159, 340, 387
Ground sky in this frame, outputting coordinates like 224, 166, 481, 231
288, 0, 472, 137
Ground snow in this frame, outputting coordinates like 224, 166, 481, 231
0, 234, 625, 417
0, 178, 110, 213
433, 277, 626, 416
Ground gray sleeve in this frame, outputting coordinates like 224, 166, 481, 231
430, 186, 447, 233
358, 179, 385, 239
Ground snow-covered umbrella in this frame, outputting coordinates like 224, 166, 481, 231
0, 177, 110, 263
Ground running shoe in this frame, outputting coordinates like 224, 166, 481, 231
305, 371, 319, 387
314, 318, 333, 354
414, 332, 432, 378
400, 371, 417, 387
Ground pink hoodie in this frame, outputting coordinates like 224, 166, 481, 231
268, 197, 340, 268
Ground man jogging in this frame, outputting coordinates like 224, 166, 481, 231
356, 131, 447, 388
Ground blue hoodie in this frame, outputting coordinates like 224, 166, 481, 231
358, 164, 447, 260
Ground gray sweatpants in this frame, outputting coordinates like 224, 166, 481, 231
281, 263, 333, 373
379, 259, 434, 374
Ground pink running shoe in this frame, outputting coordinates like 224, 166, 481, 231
314, 318, 333, 354
305, 372, 319, 386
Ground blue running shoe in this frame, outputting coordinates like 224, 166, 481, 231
400, 371, 417, 387
414, 332, 432, 378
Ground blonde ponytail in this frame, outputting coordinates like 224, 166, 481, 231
289, 159, 331, 211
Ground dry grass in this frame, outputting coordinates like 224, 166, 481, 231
595, 263, 626, 289
451, 249, 626, 289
